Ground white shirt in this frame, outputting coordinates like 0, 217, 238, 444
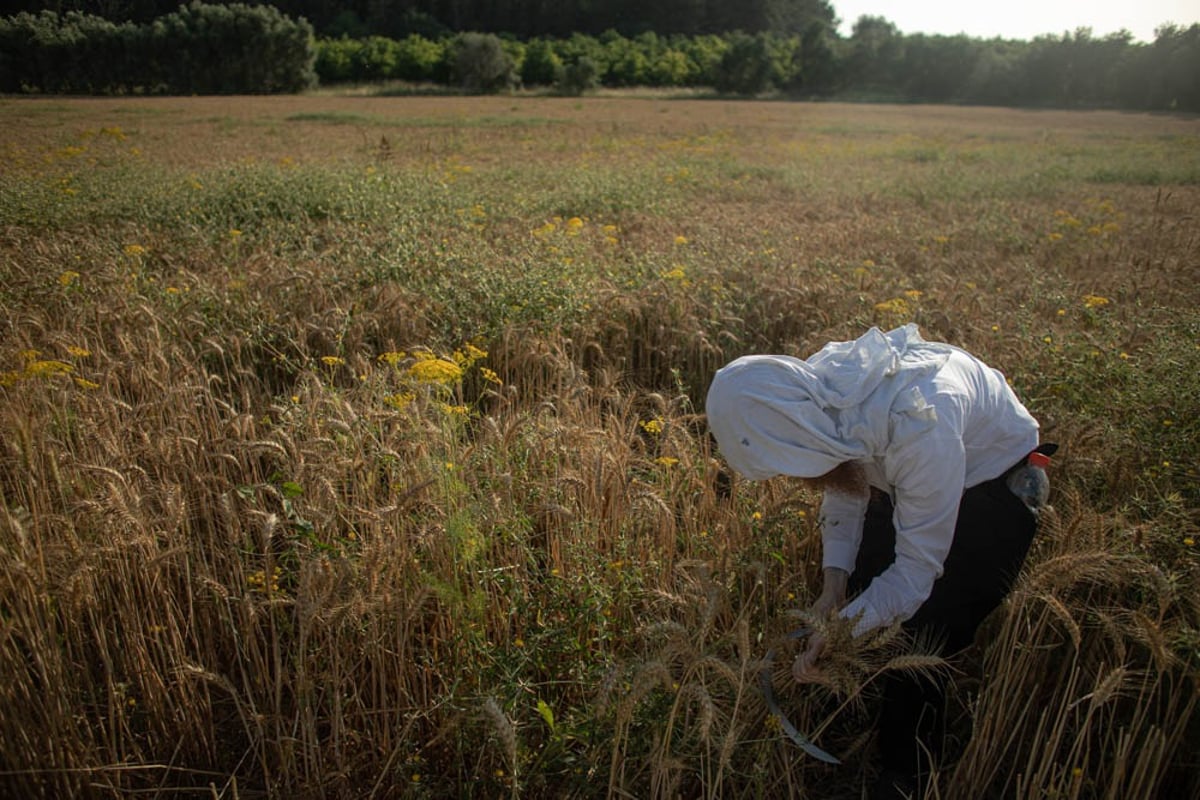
821, 348, 1039, 635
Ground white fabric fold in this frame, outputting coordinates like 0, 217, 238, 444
705, 324, 949, 480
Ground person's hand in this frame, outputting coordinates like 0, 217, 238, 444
791, 567, 847, 684
809, 587, 842, 618
792, 631, 827, 684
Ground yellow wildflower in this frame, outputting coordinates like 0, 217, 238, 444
321, 356, 345, 367
454, 343, 487, 367
66, 346, 90, 357
1082, 294, 1110, 309
58, 270, 81, 287
123, 244, 147, 257
874, 298, 910, 315
674, 235, 688, 245
410, 358, 463, 385
25, 360, 73, 378
480, 367, 502, 385
655, 456, 679, 467
377, 351, 406, 365
640, 418, 663, 436
385, 392, 414, 410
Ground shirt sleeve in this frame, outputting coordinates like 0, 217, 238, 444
819, 488, 869, 574
838, 433, 966, 636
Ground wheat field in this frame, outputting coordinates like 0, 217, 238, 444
1, 94, 1198, 799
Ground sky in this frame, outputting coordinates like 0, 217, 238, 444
831, 1, 1200, 43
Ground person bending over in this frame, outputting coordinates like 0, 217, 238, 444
706, 324, 1049, 799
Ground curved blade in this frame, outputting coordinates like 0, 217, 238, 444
759, 628, 842, 765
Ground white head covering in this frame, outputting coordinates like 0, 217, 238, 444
705, 324, 950, 480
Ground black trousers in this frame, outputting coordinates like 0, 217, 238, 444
848, 474, 1038, 778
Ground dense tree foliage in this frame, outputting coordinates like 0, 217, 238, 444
0, 0, 837, 38
308, 21, 1200, 109
0, 2, 316, 92
2, 1, 1198, 110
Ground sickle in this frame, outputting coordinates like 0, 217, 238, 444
758, 627, 842, 764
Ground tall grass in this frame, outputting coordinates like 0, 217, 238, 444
1, 97, 1197, 798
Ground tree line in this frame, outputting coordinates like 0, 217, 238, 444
0, 3, 315, 93
0, 0, 839, 39
312, 22, 1200, 110
1, 2, 1198, 110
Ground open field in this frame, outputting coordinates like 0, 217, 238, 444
1, 95, 1198, 799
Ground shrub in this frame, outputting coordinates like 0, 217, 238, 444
521, 38, 563, 86
678, 34, 729, 85
149, 2, 316, 94
715, 31, 782, 95
555, 33, 610, 83
649, 49, 691, 86
450, 32, 517, 93
606, 40, 650, 87
352, 36, 399, 80
557, 56, 599, 95
315, 37, 360, 83
394, 34, 444, 82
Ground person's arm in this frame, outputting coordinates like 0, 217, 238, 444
812, 566, 849, 616
818, 487, 868, 576
793, 491, 864, 683
837, 435, 966, 636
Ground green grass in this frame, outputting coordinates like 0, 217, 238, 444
0, 96, 1198, 799
286, 110, 563, 128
